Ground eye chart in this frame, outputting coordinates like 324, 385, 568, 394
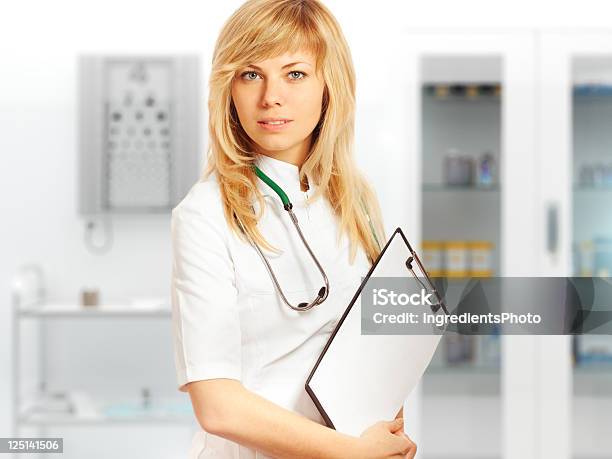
104, 59, 173, 209
79, 55, 200, 214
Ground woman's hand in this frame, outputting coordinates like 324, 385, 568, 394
356, 418, 417, 459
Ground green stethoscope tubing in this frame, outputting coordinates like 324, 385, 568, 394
253, 165, 292, 209
254, 165, 381, 250
237, 164, 381, 312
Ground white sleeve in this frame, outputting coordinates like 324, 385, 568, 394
170, 195, 241, 392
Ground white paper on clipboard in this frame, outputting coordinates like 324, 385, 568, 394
305, 228, 444, 437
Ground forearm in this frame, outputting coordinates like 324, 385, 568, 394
195, 381, 364, 459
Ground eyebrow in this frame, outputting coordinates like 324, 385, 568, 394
245, 61, 312, 71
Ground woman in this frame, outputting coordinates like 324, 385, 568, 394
170, 0, 417, 457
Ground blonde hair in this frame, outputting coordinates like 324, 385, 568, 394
202, 0, 385, 264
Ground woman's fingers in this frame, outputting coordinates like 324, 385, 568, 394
395, 431, 417, 458
403, 434, 417, 459
381, 418, 417, 458
388, 417, 404, 433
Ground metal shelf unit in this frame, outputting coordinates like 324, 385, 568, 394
12, 291, 194, 443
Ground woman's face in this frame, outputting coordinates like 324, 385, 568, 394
231, 50, 325, 163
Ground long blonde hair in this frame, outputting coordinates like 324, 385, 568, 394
202, 0, 385, 264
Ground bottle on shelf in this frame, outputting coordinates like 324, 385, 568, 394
476, 151, 496, 187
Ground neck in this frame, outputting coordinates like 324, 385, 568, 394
255, 137, 311, 169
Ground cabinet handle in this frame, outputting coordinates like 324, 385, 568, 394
546, 203, 559, 255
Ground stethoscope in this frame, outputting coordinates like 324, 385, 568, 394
234, 164, 449, 318
235, 164, 382, 312
235, 165, 330, 311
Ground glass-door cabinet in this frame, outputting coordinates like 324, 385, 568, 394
395, 31, 540, 459
540, 30, 612, 459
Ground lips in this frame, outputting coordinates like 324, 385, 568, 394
256, 118, 293, 132
257, 118, 293, 125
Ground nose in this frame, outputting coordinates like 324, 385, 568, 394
261, 78, 284, 107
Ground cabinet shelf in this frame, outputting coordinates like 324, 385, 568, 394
574, 185, 612, 192
573, 362, 612, 374
18, 391, 193, 426
426, 363, 500, 375
422, 183, 500, 192
17, 301, 171, 319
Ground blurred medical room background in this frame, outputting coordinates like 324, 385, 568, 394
2, 1, 612, 458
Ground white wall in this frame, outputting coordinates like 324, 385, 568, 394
1, 0, 611, 454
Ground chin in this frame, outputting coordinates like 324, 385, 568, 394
255, 137, 295, 152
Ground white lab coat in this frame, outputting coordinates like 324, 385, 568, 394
171, 153, 371, 458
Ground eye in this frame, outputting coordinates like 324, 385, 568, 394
240, 71, 261, 81
288, 70, 306, 80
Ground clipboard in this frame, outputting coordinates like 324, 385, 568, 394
305, 227, 446, 437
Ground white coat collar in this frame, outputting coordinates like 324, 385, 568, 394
254, 154, 314, 205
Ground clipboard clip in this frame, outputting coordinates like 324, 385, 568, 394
405, 255, 449, 316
